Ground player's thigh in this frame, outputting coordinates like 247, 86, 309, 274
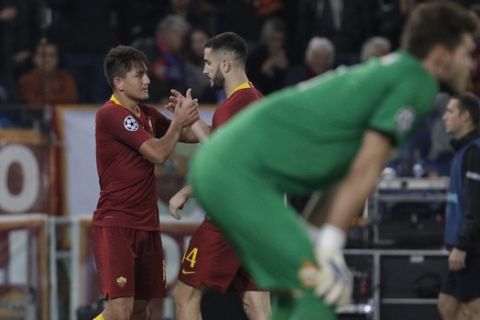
91, 226, 137, 299
438, 293, 461, 316
135, 231, 167, 300
464, 297, 480, 318
179, 223, 240, 291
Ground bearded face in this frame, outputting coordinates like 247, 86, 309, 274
210, 65, 225, 89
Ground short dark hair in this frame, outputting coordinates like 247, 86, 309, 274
35, 40, 58, 53
402, 1, 478, 59
458, 92, 480, 126
204, 32, 248, 66
103, 45, 149, 89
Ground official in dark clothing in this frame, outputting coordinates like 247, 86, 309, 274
438, 93, 480, 320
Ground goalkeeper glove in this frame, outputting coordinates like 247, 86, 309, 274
313, 224, 352, 307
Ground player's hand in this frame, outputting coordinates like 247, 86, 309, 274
313, 224, 352, 307
169, 192, 188, 220
314, 248, 352, 307
173, 88, 199, 127
448, 248, 466, 271
164, 89, 186, 112
168, 185, 193, 219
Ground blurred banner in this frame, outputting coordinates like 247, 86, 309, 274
54, 106, 215, 216
0, 214, 49, 320
0, 130, 52, 214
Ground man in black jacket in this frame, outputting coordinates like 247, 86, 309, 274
438, 93, 480, 320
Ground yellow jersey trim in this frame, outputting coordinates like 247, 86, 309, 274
110, 94, 121, 106
228, 81, 253, 98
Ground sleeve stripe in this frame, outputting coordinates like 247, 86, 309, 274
367, 128, 396, 146
466, 171, 480, 181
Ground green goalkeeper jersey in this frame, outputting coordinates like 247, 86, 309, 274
202, 51, 438, 195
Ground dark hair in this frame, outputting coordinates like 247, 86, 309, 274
260, 17, 287, 43
204, 32, 248, 66
458, 92, 480, 126
402, 1, 478, 59
103, 45, 149, 89
35, 40, 58, 52
184, 27, 210, 63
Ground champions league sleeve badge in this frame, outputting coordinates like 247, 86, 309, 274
395, 107, 416, 133
124, 115, 139, 131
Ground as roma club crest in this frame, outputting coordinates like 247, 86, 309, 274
116, 276, 127, 288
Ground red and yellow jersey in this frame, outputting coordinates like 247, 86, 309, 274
212, 82, 263, 130
93, 98, 171, 230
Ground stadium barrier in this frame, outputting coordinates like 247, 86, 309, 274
0, 214, 201, 320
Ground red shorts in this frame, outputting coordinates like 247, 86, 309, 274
178, 219, 260, 293
91, 226, 166, 300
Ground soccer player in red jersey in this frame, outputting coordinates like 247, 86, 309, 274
168, 32, 270, 320
92, 45, 205, 320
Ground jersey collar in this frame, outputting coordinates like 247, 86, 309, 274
110, 94, 122, 106
228, 82, 253, 98
110, 94, 142, 118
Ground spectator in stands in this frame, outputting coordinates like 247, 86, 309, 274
0, 83, 7, 103
0, 0, 31, 103
167, 0, 206, 30
284, 37, 335, 86
253, 0, 283, 17
133, 15, 190, 103
438, 93, 480, 320
360, 36, 392, 62
295, 0, 378, 66
377, 0, 417, 50
19, 41, 78, 107
183, 28, 217, 103
48, 0, 115, 103
248, 17, 290, 94
222, 1, 260, 48
116, 0, 168, 45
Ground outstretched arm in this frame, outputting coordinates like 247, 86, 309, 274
169, 185, 193, 220
165, 88, 214, 218
313, 130, 394, 306
180, 120, 211, 142
325, 130, 393, 231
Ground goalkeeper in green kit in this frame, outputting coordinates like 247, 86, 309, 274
189, 2, 477, 319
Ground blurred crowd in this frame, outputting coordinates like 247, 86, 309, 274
0, 0, 476, 106
1, 0, 480, 176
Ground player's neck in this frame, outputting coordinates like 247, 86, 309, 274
112, 92, 141, 116
224, 71, 250, 97
455, 125, 475, 140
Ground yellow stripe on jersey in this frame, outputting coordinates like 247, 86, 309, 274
110, 94, 121, 106
93, 314, 105, 320
228, 82, 253, 98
